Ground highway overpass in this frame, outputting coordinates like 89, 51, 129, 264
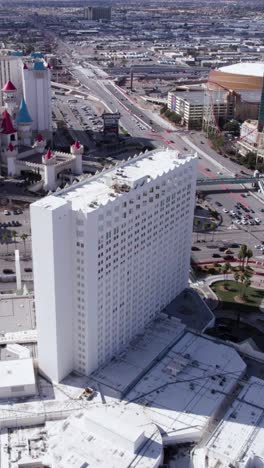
197, 176, 263, 186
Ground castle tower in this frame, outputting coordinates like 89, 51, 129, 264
22, 61, 52, 139
1, 110, 18, 151
6, 143, 18, 176
2, 80, 17, 120
70, 140, 83, 175
16, 97, 33, 146
33, 134, 47, 153
42, 148, 57, 191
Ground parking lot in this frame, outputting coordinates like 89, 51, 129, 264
0, 204, 32, 283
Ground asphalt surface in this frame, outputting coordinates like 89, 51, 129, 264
2, 35, 264, 291
38, 53, 264, 269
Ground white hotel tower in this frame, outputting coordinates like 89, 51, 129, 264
31, 149, 197, 382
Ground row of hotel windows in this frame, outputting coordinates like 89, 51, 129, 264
97, 195, 192, 248
75, 262, 188, 306
95, 277, 187, 363
75, 273, 187, 372
97, 224, 190, 279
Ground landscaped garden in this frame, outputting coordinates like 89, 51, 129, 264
211, 280, 264, 308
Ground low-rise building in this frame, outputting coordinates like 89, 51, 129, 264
168, 89, 227, 129
237, 119, 264, 158
191, 377, 264, 467
0, 358, 36, 399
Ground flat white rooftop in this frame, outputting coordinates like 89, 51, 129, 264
48, 403, 163, 468
196, 377, 264, 467
219, 62, 264, 77
0, 319, 249, 465
0, 295, 35, 333
33, 149, 196, 213
0, 358, 35, 392
91, 314, 185, 397
126, 332, 246, 444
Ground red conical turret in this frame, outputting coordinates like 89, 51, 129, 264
1, 110, 15, 134
2, 80, 16, 92
73, 140, 80, 149
44, 148, 52, 159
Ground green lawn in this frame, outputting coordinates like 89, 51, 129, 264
212, 280, 264, 308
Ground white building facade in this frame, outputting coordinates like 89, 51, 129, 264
22, 62, 52, 139
31, 149, 197, 382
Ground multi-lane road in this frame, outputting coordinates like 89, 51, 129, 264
39, 33, 264, 263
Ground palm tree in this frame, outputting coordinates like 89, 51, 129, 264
221, 262, 231, 289
232, 270, 242, 326
234, 271, 240, 283
11, 230, 17, 247
245, 248, 253, 266
242, 276, 251, 300
2, 232, 11, 255
20, 233, 28, 256
244, 266, 253, 279
238, 244, 248, 270
238, 273, 246, 299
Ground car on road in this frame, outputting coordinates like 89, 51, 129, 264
200, 141, 204, 144
215, 201, 222, 207
255, 245, 262, 250
3, 210, 10, 215
191, 246, 200, 251
222, 208, 229, 213
212, 253, 221, 258
217, 171, 222, 175
206, 168, 211, 172
255, 218, 261, 224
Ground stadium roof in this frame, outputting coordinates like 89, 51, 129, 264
219, 62, 264, 77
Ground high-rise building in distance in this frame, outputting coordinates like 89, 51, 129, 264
84, 6, 111, 21
31, 149, 197, 382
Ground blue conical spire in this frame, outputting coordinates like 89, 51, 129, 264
16, 97, 33, 124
